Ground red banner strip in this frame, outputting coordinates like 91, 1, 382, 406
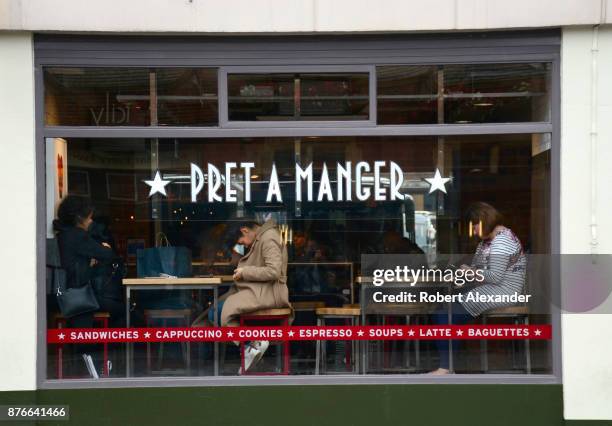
47, 325, 551, 343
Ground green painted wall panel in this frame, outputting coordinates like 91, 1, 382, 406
0, 385, 607, 426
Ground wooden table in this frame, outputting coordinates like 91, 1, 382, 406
122, 277, 226, 377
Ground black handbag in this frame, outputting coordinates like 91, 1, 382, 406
56, 279, 100, 319
53, 260, 100, 319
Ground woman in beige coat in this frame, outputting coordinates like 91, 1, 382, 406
208, 218, 291, 373
221, 218, 291, 327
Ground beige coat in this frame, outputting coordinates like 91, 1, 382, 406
220, 220, 291, 326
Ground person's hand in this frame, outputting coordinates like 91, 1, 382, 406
460, 264, 473, 270
233, 268, 244, 281
90, 258, 99, 267
101, 242, 111, 249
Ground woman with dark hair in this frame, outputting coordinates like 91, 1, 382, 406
53, 195, 124, 377
429, 202, 527, 375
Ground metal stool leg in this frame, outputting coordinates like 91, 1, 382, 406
352, 316, 359, 374
321, 317, 327, 375
524, 315, 532, 374
184, 314, 191, 374
157, 319, 167, 371
315, 317, 321, 375
145, 314, 152, 373
283, 317, 290, 375
481, 315, 488, 373
415, 316, 421, 370
55, 318, 65, 379
98, 317, 109, 377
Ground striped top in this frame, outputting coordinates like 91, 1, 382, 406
461, 227, 527, 317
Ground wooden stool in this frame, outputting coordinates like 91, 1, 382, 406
144, 309, 192, 374
292, 301, 325, 312
315, 307, 361, 375
239, 308, 292, 375
481, 305, 531, 373
53, 312, 111, 379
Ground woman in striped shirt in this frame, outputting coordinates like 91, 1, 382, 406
429, 202, 527, 375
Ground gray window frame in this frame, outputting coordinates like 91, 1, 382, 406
34, 31, 562, 389
220, 65, 376, 127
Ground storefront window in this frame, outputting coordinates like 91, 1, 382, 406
45, 134, 552, 378
44, 67, 218, 126
376, 63, 550, 124
40, 50, 555, 382
377, 66, 438, 124
227, 73, 369, 121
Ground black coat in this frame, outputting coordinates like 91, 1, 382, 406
54, 221, 121, 299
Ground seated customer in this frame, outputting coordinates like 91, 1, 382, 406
214, 218, 291, 373
429, 202, 526, 375
53, 195, 125, 377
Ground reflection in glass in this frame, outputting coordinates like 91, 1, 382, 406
377, 66, 439, 124
44, 68, 219, 126
376, 63, 551, 124
45, 135, 552, 378
44, 68, 151, 126
444, 63, 551, 123
156, 68, 218, 126
228, 73, 369, 121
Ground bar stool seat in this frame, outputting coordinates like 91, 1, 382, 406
239, 307, 292, 375
316, 307, 361, 316
480, 305, 531, 373
144, 308, 192, 374
315, 307, 361, 374
292, 301, 325, 312
53, 311, 111, 379
245, 308, 292, 317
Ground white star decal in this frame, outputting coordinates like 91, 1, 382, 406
408, 329, 415, 336
144, 171, 171, 197
357, 330, 364, 336
144, 332, 151, 338
58, 333, 65, 340
534, 329, 542, 336
288, 330, 295, 337
227, 331, 234, 338
456, 329, 464, 336
425, 168, 451, 194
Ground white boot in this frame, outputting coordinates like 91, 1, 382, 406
239, 341, 270, 374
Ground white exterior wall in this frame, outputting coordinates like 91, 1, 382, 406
0, 32, 37, 391
561, 25, 612, 421
0, 2, 611, 421
0, 0, 610, 32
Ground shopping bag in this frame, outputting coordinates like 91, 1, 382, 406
136, 233, 193, 309
136, 233, 192, 278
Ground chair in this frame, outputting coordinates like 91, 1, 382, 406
239, 308, 292, 375
54, 312, 111, 379
144, 308, 192, 374
480, 305, 531, 373
315, 307, 361, 374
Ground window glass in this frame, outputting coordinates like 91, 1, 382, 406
45, 135, 552, 378
444, 63, 551, 123
377, 66, 439, 124
227, 74, 295, 121
376, 63, 551, 124
44, 68, 218, 126
156, 68, 218, 126
227, 73, 369, 121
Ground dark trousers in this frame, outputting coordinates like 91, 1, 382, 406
69, 296, 125, 373
433, 302, 475, 370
